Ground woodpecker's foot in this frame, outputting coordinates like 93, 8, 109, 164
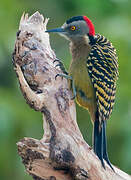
55, 73, 72, 80
54, 58, 68, 75
71, 80, 76, 100
55, 73, 76, 100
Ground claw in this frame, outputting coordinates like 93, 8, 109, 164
53, 58, 68, 75
55, 64, 68, 75
55, 73, 72, 80
55, 63, 62, 68
55, 73, 61, 80
71, 95, 76, 100
53, 58, 61, 64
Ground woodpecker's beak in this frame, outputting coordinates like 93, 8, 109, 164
45, 28, 65, 33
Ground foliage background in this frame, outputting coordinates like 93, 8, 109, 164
0, 0, 131, 179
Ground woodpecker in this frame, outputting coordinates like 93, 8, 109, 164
46, 16, 118, 170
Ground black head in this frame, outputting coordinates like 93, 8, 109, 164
46, 16, 95, 41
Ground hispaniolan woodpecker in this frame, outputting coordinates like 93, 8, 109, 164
46, 16, 119, 170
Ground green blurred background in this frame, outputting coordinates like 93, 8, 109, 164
0, 0, 131, 179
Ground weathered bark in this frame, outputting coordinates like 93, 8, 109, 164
12, 12, 131, 180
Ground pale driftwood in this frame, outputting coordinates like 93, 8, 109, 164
12, 12, 131, 180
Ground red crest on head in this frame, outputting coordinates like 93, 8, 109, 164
83, 16, 95, 36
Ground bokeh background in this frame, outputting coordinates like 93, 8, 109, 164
0, 0, 131, 179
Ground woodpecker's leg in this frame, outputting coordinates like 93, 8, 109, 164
71, 79, 76, 100
55, 73, 76, 99
93, 119, 105, 169
55, 73, 72, 80
54, 58, 68, 75
102, 121, 114, 171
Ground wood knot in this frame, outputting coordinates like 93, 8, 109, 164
50, 176, 56, 180
51, 147, 75, 167
55, 88, 69, 116
31, 174, 44, 180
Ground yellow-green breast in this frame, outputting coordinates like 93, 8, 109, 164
69, 38, 97, 121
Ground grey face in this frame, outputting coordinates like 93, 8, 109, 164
60, 20, 89, 40
46, 20, 89, 41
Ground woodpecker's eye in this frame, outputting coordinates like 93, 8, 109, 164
70, 26, 76, 31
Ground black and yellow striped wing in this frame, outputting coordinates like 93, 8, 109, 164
87, 34, 119, 122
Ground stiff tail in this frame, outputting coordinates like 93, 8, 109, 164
102, 121, 114, 171
93, 114, 114, 170
93, 119, 105, 168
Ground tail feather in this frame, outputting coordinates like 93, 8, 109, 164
94, 119, 105, 169
93, 112, 114, 170
103, 121, 114, 171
